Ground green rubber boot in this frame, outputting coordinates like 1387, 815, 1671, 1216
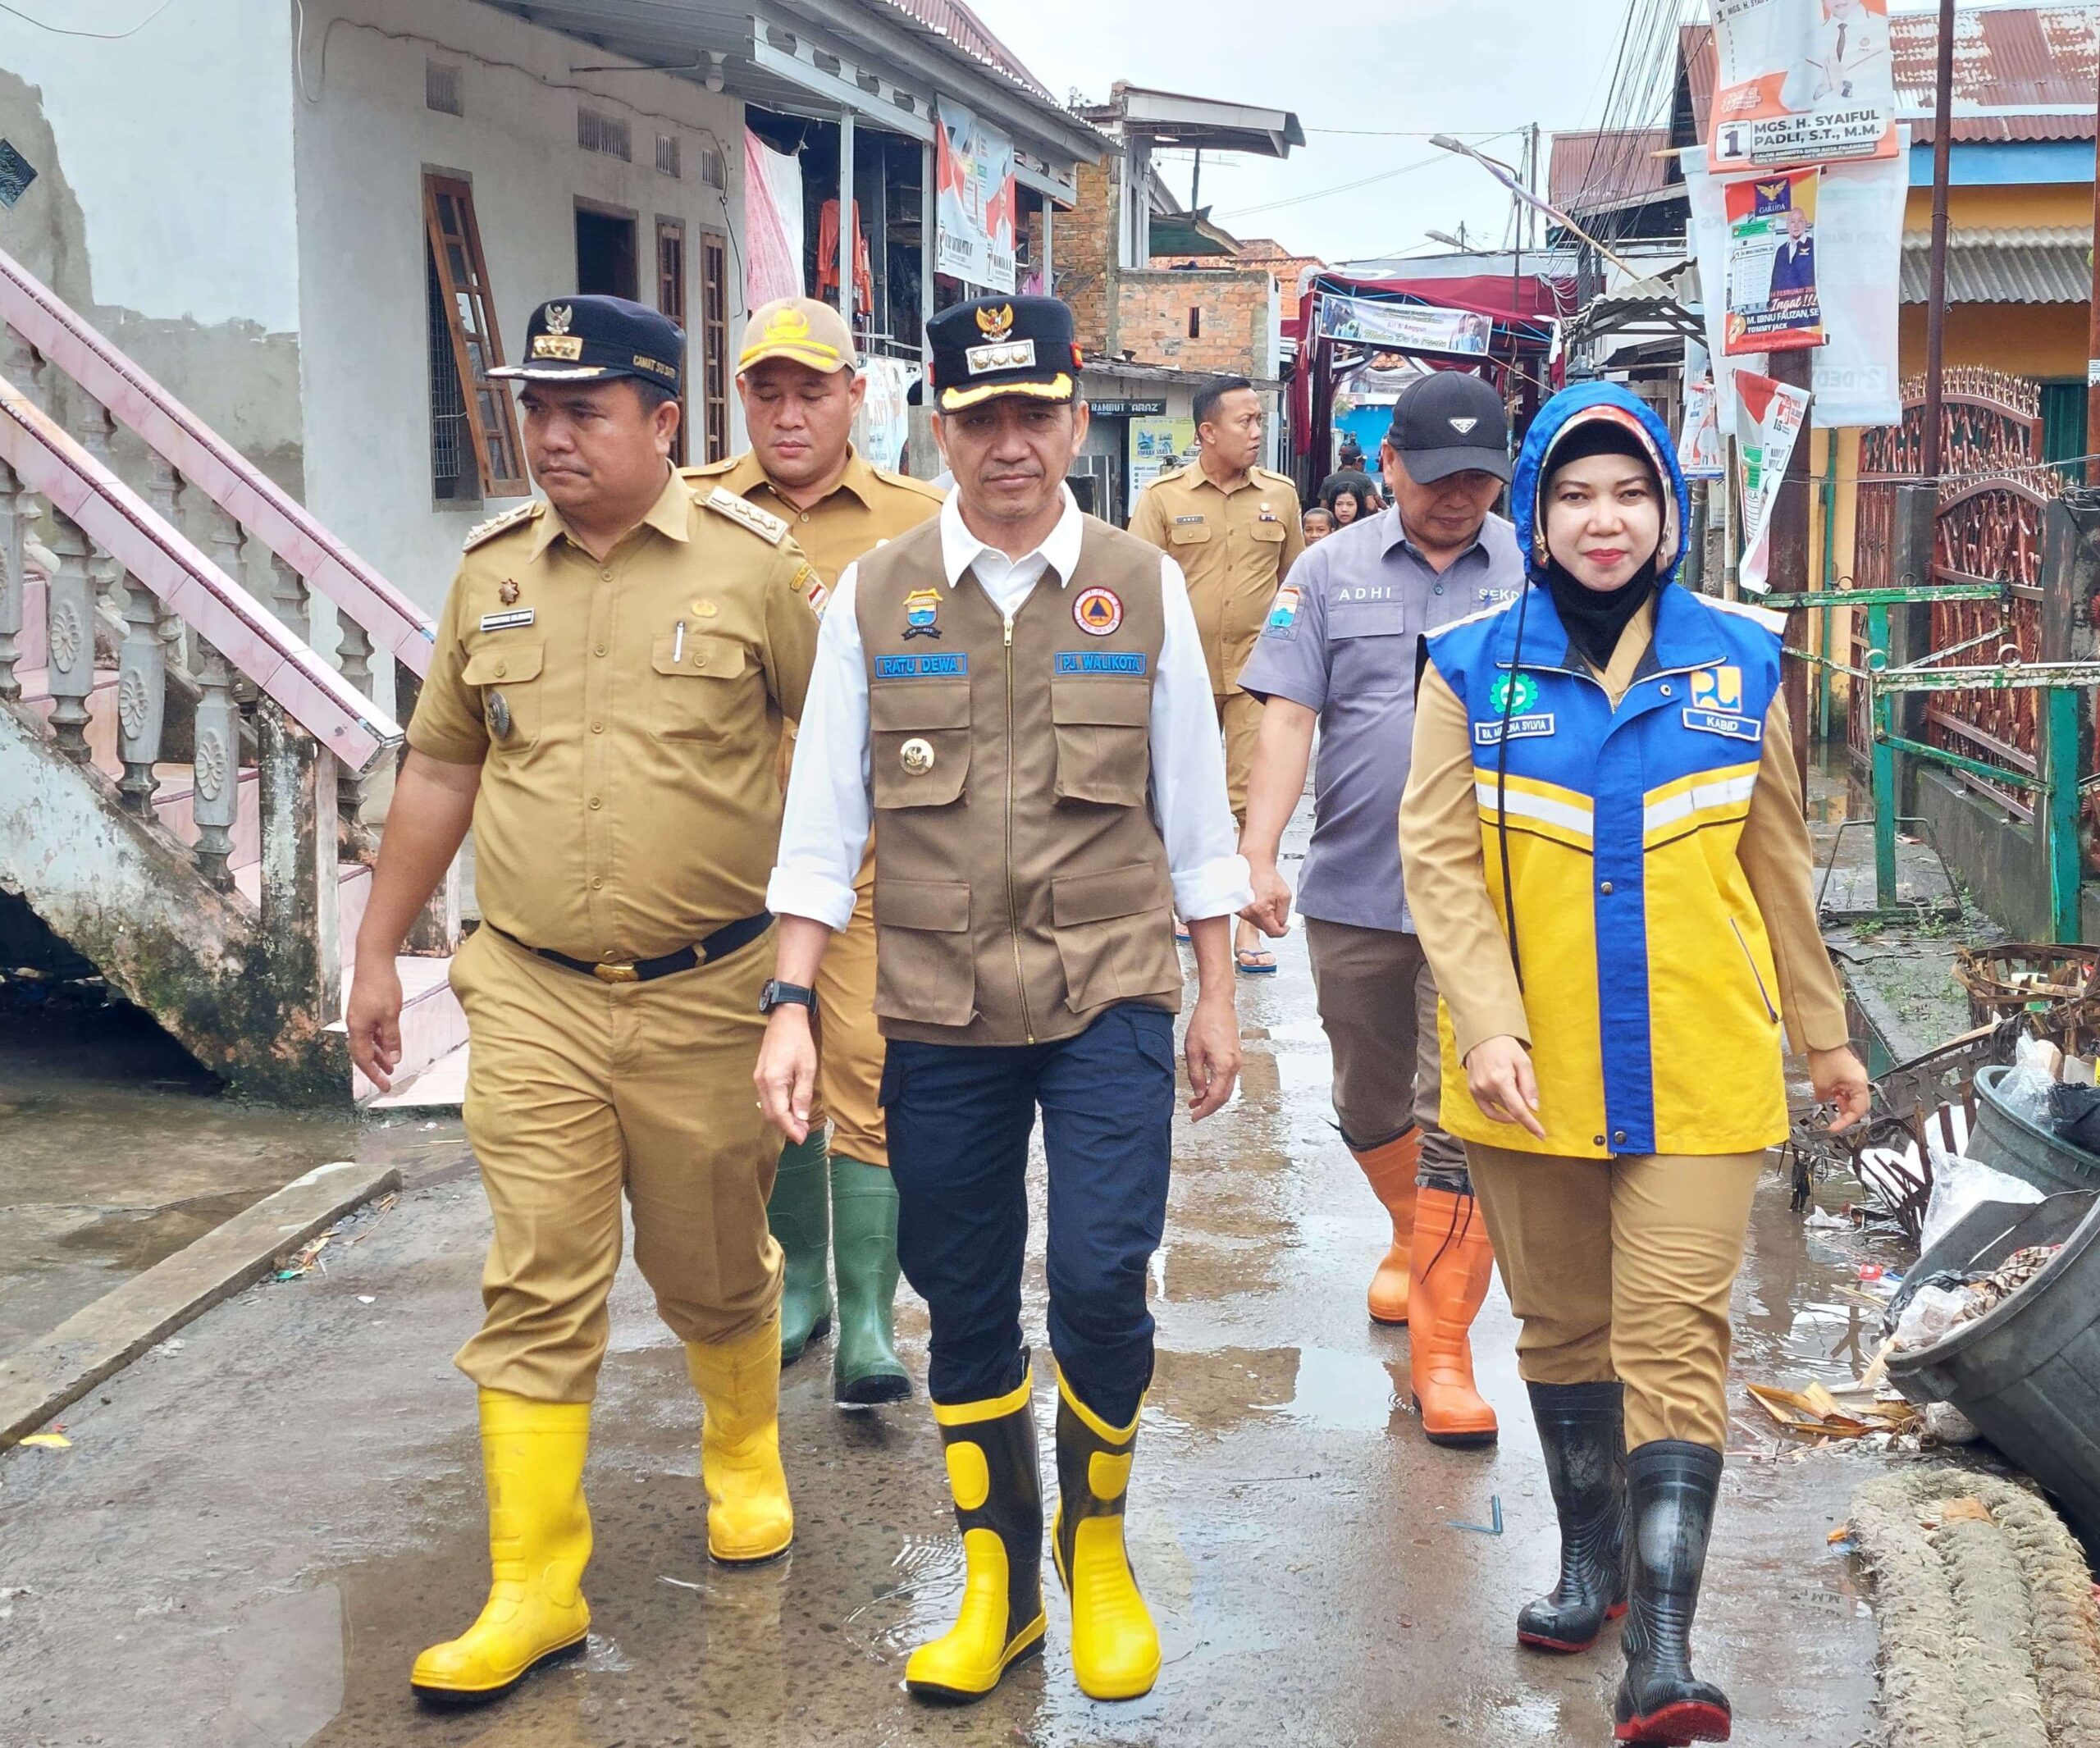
830, 1157, 911, 1407
769, 1134, 832, 1365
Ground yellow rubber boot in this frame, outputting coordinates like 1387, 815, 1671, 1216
1052, 1371, 1160, 1701
905, 1371, 1047, 1700
1354, 1129, 1422, 1325
410, 1390, 593, 1706
686, 1320, 795, 1564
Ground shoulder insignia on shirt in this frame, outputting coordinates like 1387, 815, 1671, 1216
1254, 466, 1297, 491
873, 466, 947, 503
701, 486, 790, 545
1704, 594, 1787, 637
461, 500, 543, 551
678, 457, 738, 481
1148, 466, 1189, 488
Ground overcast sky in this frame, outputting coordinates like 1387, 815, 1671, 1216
973, 0, 2004, 267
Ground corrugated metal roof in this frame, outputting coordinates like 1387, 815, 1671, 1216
1682, 7, 2100, 145
871, 0, 1058, 104
1548, 127, 1674, 208
1898, 225, 2091, 302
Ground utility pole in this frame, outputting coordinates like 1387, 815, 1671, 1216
1771, 345, 1815, 804
1922, 0, 1956, 484
1190, 146, 1203, 213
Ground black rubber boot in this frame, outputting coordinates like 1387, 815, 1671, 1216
1517, 1381, 1628, 1654
1614, 1440, 1731, 1744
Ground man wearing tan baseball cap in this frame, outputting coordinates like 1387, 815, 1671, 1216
687, 295, 943, 1408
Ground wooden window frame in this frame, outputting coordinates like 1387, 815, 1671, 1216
423, 172, 528, 499
656, 217, 689, 466
699, 228, 730, 464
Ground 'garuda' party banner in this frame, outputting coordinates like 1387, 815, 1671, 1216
1724, 167, 1826, 355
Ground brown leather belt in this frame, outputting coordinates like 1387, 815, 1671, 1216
487, 911, 772, 984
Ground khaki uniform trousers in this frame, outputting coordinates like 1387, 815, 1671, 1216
1464, 1142, 1765, 1450
811, 878, 888, 1165
1213, 689, 1263, 826
450, 923, 783, 1403
1304, 917, 1469, 1192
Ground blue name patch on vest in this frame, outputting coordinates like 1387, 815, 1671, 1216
875, 653, 970, 678
1681, 707, 1761, 742
1053, 650, 1148, 676
1474, 714, 1557, 746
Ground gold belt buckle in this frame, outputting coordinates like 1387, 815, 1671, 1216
593, 961, 640, 984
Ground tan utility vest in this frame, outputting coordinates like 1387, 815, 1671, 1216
856, 515, 1180, 1046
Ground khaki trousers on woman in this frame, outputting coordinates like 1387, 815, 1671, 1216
1463, 1143, 1765, 1450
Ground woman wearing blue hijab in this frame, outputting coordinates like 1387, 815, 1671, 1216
1400, 384, 1869, 1744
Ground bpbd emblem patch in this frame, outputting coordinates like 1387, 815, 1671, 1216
1074, 587, 1123, 637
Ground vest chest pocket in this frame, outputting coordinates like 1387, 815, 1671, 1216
1051, 678, 1150, 807
871, 680, 970, 808
652, 634, 752, 741
1050, 860, 1177, 1014
462, 641, 545, 753
872, 877, 975, 1027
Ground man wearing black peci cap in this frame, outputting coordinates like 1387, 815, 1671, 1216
1237, 368, 1525, 1446
346, 294, 825, 1706
756, 293, 1249, 1705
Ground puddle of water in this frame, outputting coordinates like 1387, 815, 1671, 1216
1264, 1347, 1399, 1434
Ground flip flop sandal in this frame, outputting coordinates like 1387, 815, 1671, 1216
1235, 947, 1279, 977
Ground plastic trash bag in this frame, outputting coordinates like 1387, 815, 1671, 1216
1993, 1033, 2060, 1129
2047, 1081, 2100, 1156
1919, 1145, 2045, 1256
1892, 1283, 1974, 1349
1922, 1401, 1981, 1444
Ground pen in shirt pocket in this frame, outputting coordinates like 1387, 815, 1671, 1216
673, 619, 686, 664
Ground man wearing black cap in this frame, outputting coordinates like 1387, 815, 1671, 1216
754, 294, 1249, 1705
345, 294, 824, 1705
1236, 369, 1524, 1446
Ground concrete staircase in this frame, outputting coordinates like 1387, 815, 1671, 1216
0, 248, 464, 1107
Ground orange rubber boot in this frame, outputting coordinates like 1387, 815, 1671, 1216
1408, 1187, 1499, 1447
1352, 1130, 1422, 1325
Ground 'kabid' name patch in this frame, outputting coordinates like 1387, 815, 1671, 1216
1681, 707, 1761, 743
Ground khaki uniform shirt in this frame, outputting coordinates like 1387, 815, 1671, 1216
408, 468, 823, 965
1400, 596, 1851, 1061
685, 445, 945, 589
1129, 462, 1304, 696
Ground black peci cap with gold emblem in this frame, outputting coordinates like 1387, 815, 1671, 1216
924, 294, 1083, 413
489, 294, 684, 391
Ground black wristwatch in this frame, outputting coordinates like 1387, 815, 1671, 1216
760, 979, 817, 1015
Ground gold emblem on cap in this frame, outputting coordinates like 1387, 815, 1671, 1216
901, 737, 935, 776
764, 307, 812, 344
545, 304, 573, 336
975, 304, 1016, 341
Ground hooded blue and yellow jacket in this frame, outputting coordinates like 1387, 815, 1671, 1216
1404, 383, 1820, 1159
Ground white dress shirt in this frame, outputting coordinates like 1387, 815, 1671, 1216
768, 486, 1253, 933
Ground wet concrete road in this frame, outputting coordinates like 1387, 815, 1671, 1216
0, 909, 1889, 1746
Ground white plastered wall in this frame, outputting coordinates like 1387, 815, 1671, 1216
290, 0, 752, 618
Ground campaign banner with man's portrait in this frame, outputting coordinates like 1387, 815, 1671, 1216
1314, 293, 1494, 358
934, 98, 1017, 294
1724, 167, 1826, 354
1709, 0, 1896, 171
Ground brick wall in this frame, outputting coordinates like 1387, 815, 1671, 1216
1052, 149, 1281, 377
1115, 270, 1273, 376
1057, 157, 1118, 354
